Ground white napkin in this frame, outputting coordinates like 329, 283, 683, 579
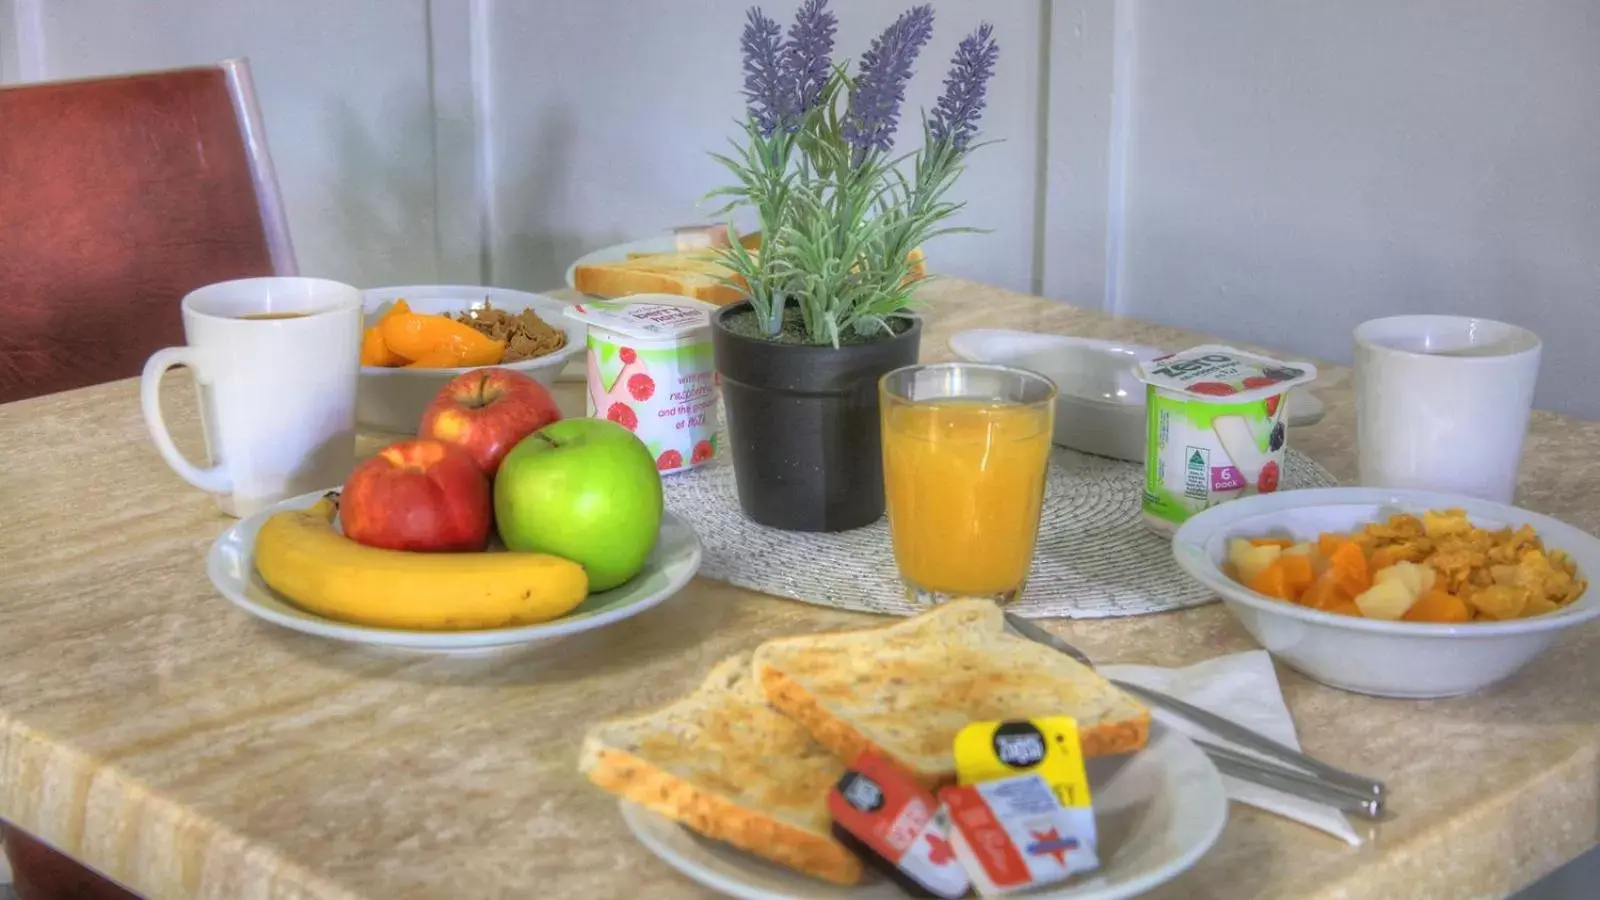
1100, 650, 1362, 845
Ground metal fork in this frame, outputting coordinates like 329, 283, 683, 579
1003, 613, 1387, 812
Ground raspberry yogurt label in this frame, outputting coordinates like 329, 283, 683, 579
1135, 345, 1317, 533
565, 296, 719, 474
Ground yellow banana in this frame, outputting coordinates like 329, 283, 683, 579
254, 495, 589, 630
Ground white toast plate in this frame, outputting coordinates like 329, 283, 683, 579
620, 720, 1227, 899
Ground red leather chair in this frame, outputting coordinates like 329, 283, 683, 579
0, 57, 297, 405
0, 59, 297, 898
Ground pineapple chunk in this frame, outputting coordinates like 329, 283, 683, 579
1284, 542, 1315, 556
1355, 578, 1418, 620
1373, 560, 1436, 597
1229, 538, 1283, 584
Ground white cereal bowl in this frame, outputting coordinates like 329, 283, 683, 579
358, 286, 585, 433
1172, 487, 1600, 699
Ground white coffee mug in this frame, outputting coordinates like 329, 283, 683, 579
142, 277, 364, 517
1354, 315, 1541, 503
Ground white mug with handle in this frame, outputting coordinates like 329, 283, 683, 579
142, 277, 364, 517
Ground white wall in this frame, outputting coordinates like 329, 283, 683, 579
1111, 0, 1600, 418
5, 0, 1600, 421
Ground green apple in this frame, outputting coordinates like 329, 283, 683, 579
494, 418, 664, 591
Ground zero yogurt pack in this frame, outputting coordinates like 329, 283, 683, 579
564, 295, 718, 474
1135, 345, 1318, 533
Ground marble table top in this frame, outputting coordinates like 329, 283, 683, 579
0, 278, 1595, 899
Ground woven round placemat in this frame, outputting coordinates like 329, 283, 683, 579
662, 445, 1338, 619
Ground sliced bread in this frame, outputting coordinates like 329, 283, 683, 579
572, 250, 747, 305
751, 600, 1150, 787
578, 653, 863, 885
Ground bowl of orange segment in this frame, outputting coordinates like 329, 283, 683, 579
1172, 487, 1600, 698
357, 286, 584, 432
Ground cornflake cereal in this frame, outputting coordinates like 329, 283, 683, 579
1225, 508, 1587, 623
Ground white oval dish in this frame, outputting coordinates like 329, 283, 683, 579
1172, 487, 1600, 698
359, 286, 585, 433
620, 719, 1226, 900
948, 329, 1326, 462
206, 489, 702, 655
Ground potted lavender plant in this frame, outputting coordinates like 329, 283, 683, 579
709, 0, 999, 532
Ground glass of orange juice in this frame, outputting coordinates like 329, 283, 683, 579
880, 363, 1056, 606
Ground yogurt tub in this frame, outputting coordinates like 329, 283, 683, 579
1135, 345, 1318, 534
564, 295, 718, 474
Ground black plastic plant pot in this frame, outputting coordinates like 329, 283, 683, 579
712, 302, 922, 532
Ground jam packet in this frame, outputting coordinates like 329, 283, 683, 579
827, 753, 970, 899
940, 773, 1100, 896
1134, 345, 1318, 534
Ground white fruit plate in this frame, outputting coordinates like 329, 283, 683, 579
621, 720, 1227, 900
207, 489, 702, 655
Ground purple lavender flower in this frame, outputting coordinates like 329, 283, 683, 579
842, 5, 935, 165
929, 23, 998, 151
783, 0, 837, 119
741, 7, 791, 136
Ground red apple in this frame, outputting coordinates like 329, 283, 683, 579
418, 367, 562, 476
340, 439, 492, 552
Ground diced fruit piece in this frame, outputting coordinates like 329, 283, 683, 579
1250, 537, 1294, 548
1373, 560, 1436, 597
1278, 553, 1316, 597
1301, 572, 1351, 610
1317, 532, 1348, 557
1403, 590, 1471, 624
1228, 538, 1282, 584
1248, 561, 1292, 600
1327, 541, 1371, 596
1325, 600, 1363, 617
1355, 579, 1417, 620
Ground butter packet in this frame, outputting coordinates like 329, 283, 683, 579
953, 717, 1094, 811
944, 717, 1099, 896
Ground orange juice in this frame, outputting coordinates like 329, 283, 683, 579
882, 399, 1053, 597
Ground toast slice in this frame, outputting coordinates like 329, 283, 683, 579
575, 244, 929, 304
752, 600, 1150, 787
572, 250, 747, 305
578, 653, 863, 885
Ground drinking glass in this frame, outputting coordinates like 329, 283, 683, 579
880, 363, 1057, 606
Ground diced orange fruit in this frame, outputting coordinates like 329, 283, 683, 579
1278, 553, 1316, 598
1324, 600, 1363, 617
1403, 589, 1472, 624
1317, 533, 1347, 557
1300, 571, 1352, 611
1248, 561, 1293, 600
1250, 537, 1295, 549
1327, 541, 1371, 596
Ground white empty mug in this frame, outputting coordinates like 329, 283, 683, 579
142, 277, 364, 517
1354, 315, 1541, 503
